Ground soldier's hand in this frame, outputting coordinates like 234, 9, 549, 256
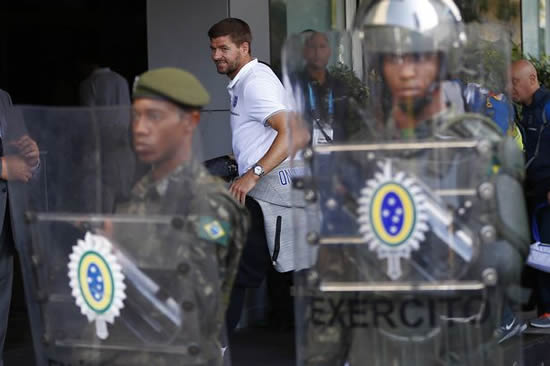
2, 155, 33, 182
9, 135, 39, 167
100, 220, 114, 238
229, 171, 259, 205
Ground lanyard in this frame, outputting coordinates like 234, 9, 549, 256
308, 83, 334, 116
308, 83, 334, 144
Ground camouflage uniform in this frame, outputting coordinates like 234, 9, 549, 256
114, 159, 249, 365
13, 68, 243, 366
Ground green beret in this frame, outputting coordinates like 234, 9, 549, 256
133, 67, 210, 108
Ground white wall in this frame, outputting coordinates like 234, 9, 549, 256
230, 0, 271, 63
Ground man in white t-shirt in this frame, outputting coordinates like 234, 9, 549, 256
209, 18, 289, 204
209, 18, 312, 332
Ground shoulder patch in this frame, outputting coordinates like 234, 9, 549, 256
197, 216, 231, 247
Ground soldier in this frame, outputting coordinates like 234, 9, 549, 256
5, 68, 246, 366
115, 67, 249, 365
286, 0, 530, 365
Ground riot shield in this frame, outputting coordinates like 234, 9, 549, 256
4, 106, 243, 366
284, 3, 528, 365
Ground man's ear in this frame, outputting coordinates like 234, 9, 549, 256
529, 73, 537, 84
241, 41, 250, 55
187, 110, 201, 131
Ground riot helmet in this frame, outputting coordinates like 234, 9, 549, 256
354, 0, 467, 119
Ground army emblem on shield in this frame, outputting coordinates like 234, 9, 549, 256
68, 232, 126, 340
358, 160, 429, 280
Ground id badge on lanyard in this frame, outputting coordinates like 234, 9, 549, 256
312, 124, 333, 146
308, 83, 334, 146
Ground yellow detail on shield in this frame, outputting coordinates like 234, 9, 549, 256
370, 183, 416, 247
78, 251, 114, 314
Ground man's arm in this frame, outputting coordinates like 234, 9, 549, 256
0, 90, 39, 182
256, 111, 289, 174
229, 111, 289, 204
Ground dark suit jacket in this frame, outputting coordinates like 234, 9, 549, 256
0, 89, 13, 236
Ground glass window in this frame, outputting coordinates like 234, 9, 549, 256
540, 0, 550, 55
522, 0, 550, 57
269, 0, 351, 77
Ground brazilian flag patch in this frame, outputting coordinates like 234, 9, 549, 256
197, 216, 230, 247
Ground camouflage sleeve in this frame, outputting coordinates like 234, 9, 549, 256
201, 191, 249, 309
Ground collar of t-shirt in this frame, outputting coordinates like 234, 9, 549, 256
227, 58, 258, 90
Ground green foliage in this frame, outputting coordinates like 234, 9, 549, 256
526, 53, 550, 89
513, 39, 550, 89
328, 62, 369, 105
326, 62, 371, 138
512, 43, 523, 62
455, 0, 518, 22
497, 2, 518, 21
461, 36, 510, 92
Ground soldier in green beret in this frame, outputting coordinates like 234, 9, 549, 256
115, 67, 249, 365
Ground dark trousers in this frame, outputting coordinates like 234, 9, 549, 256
226, 197, 294, 333
0, 218, 14, 366
226, 197, 272, 332
525, 203, 550, 314
266, 268, 294, 330
523, 267, 550, 315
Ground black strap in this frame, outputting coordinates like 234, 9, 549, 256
314, 118, 333, 143
271, 215, 282, 265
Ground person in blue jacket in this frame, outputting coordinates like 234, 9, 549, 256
510, 59, 550, 328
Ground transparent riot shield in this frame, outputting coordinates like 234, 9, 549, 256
4, 106, 243, 366
284, 3, 528, 365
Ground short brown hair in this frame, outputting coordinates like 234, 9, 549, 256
208, 18, 252, 54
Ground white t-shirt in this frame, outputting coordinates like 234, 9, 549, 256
227, 59, 287, 175
79, 68, 131, 106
